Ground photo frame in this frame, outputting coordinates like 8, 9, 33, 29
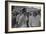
5, 1, 45, 33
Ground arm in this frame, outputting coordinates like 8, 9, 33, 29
28, 16, 32, 27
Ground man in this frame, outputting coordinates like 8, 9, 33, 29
29, 11, 41, 27
12, 10, 20, 28
16, 8, 27, 27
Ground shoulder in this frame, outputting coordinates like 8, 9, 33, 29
29, 16, 33, 19
36, 15, 41, 20
29, 16, 33, 18
37, 15, 40, 18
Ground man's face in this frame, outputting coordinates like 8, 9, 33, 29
30, 12, 33, 15
33, 12, 37, 17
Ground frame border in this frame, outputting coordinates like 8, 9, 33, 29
5, 1, 45, 33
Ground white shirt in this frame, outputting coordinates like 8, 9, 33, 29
29, 15, 41, 27
16, 14, 27, 27
16, 14, 20, 22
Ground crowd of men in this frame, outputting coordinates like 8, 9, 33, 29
12, 8, 41, 28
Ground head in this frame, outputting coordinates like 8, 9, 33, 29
20, 10, 22, 14
33, 12, 37, 17
30, 11, 33, 16
38, 10, 41, 15
36, 9, 41, 15
22, 8, 27, 15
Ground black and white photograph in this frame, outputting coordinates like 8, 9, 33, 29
12, 6, 41, 28
5, 1, 45, 32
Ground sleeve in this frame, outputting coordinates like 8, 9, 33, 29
18, 15, 23, 24
39, 16, 41, 26
28, 16, 32, 27
16, 15, 20, 22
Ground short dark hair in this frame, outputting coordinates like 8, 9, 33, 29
22, 8, 26, 13
33, 12, 37, 16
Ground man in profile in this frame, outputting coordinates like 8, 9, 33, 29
16, 8, 27, 27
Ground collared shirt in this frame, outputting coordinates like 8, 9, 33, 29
16, 14, 27, 27
29, 15, 41, 27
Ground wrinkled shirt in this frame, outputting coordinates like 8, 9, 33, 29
16, 14, 27, 27
29, 15, 41, 27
